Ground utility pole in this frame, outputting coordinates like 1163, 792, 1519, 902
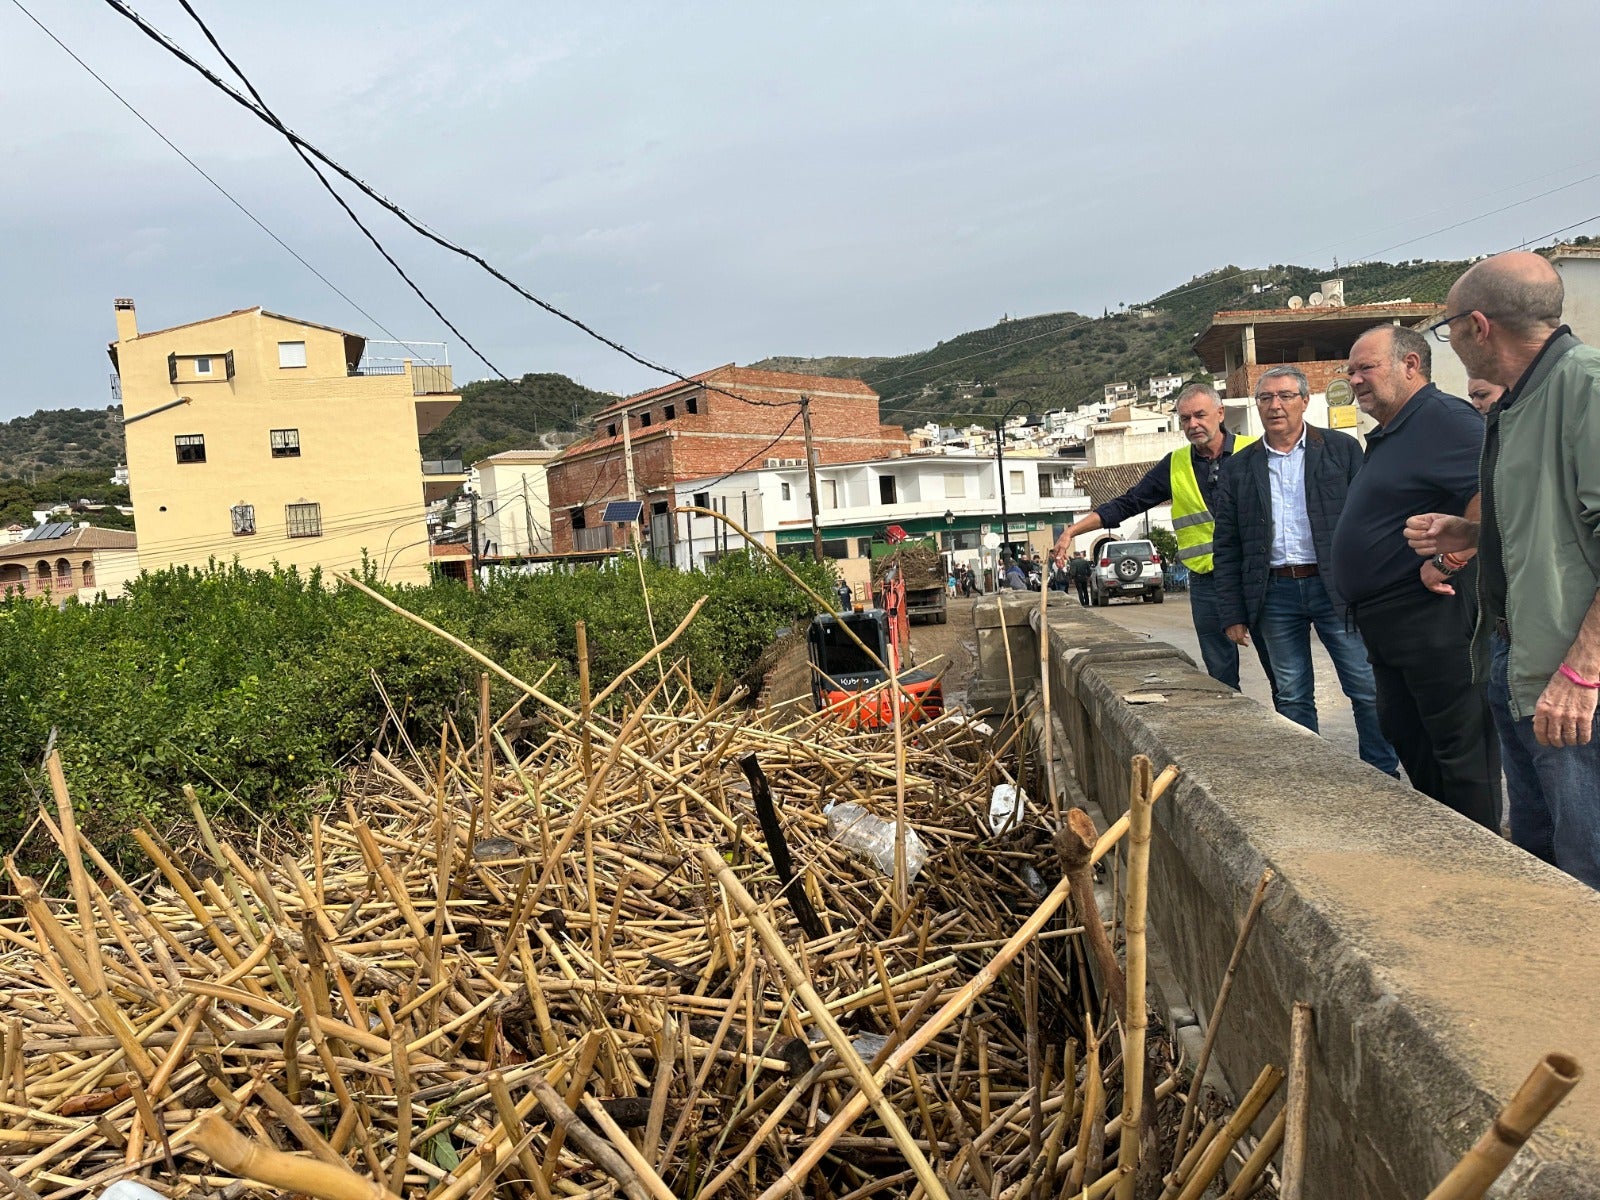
620, 409, 638, 502
468, 491, 480, 591
800, 395, 824, 562
993, 419, 1011, 558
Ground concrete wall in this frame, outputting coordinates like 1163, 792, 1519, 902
1010, 597, 1600, 1199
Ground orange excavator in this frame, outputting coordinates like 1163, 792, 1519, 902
807, 566, 944, 729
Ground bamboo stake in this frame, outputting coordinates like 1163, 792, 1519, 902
1422, 1053, 1582, 1200
189, 1113, 403, 1200
1281, 1000, 1314, 1200
1113, 756, 1153, 1200
1172, 1064, 1284, 1200
1217, 1110, 1285, 1200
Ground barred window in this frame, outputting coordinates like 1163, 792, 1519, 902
285, 502, 322, 538
230, 504, 256, 536
270, 428, 301, 458
175, 434, 206, 464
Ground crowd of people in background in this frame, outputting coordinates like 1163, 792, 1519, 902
1050, 250, 1600, 892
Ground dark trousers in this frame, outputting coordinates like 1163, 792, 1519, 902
1074, 578, 1089, 605
1351, 581, 1501, 830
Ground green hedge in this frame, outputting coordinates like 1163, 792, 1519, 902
0, 552, 832, 857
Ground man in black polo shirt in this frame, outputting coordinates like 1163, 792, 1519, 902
1331, 324, 1500, 828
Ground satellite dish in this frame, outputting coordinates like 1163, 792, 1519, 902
1287, 295, 1304, 309
1308, 292, 1325, 307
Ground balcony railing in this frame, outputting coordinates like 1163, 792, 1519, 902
422, 459, 465, 476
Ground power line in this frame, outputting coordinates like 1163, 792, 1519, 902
5, 0, 414, 353
96, 0, 800, 414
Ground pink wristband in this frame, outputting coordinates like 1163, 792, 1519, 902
1558, 663, 1600, 689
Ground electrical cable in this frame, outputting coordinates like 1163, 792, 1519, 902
96, 0, 800, 413
5, 0, 422, 358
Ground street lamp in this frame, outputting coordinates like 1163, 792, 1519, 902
943, 509, 954, 525
992, 399, 1038, 559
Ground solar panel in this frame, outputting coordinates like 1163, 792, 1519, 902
601, 500, 643, 523
23, 522, 71, 542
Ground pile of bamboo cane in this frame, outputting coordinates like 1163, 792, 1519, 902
0, 622, 1197, 1200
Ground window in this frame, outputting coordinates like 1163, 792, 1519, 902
1009, 469, 1025, 495
570, 507, 587, 531
879, 477, 898, 505
944, 472, 967, 499
639, 412, 653, 428
607, 424, 617, 437
270, 428, 301, 458
692, 491, 710, 509
231, 504, 256, 536
823, 480, 839, 510
856, 538, 872, 558
820, 538, 850, 559
686, 396, 699, 415
175, 434, 206, 464
781, 482, 792, 501
194, 356, 213, 376
278, 341, 307, 368
285, 502, 322, 538
663, 404, 676, 421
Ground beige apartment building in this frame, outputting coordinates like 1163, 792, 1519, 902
110, 300, 460, 585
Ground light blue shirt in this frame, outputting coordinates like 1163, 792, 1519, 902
1266, 426, 1316, 567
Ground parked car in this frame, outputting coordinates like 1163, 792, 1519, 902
1089, 539, 1164, 605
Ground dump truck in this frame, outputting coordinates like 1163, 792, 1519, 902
870, 539, 948, 625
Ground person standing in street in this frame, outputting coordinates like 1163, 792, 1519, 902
1405, 251, 1600, 888
1331, 325, 1499, 829
1070, 551, 1092, 606
1053, 383, 1270, 689
1213, 367, 1398, 773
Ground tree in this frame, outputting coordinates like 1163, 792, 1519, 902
1148, 526, 1179, 565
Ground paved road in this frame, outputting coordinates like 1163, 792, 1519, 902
1075, 590, 1367, 763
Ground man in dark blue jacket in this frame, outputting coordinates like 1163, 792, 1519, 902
1214, 367, 1398, 773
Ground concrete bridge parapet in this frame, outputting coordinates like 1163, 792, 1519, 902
1007, 597, 1600, 1198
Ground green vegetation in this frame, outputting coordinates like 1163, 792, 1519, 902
0, 469, 133, 530
420, 373, 619, 466
0, 552, 832, 862
0, 406, 124, 476
751, 256, 1474, 427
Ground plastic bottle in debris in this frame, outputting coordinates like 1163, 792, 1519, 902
988, 783, 1025, 835
825, 802, 928, 880
101, 1184, 168, 1200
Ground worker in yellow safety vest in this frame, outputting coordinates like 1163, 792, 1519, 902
1053, 382, 1270, 690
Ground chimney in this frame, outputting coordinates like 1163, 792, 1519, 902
113, 297, 138, 342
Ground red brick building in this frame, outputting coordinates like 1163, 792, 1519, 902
547, 364, 908, 555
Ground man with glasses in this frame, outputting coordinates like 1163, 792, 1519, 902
1212, 367, 1398, 773
1405, 250, 1600, 889
1330, 324, 1499, 829
1053, 382, 1269, 689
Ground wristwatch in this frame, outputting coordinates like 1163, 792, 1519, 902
1432, 553, 1461, 577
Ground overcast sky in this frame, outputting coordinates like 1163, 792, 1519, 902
3, 1, 1598, 421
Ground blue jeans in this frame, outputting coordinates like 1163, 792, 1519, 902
1489, 633, 1600, 890
1255, 575, 1398, 774
1189, 571, 1273, 693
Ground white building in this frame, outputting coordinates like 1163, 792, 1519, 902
1148, 373, 1185, 401
472, 449, 559, 559
667, 452, 1090, 591
1086, 404, 1185, 467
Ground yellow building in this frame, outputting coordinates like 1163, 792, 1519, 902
110, 299, 462, 585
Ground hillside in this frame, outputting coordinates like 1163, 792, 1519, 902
420, 372, 620, 466
751, 256, 1474, 426
0, 406, 125, 477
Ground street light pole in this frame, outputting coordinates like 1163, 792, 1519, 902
993, 418, 1010, 557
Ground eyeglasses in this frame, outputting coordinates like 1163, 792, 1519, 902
1425, 311, 1485, 343
1254, 389, 1302, 403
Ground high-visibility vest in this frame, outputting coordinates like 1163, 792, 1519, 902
1169, 435, 1256, 574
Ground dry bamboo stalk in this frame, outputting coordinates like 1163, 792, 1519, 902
529, 1076, 654, 1200
1281, 1000, 1314, 1200
1422, 1052, 1582, 1200
189, 1114, 403, 1200
1114, 755, 1154, 1200
1172, 1064, 1285, 1200
1217, 1109, 1285, 1200
696, 848, 951, 1200
1168, 866, 1274, 1174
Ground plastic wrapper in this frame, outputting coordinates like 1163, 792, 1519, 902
825, 801, 928, 880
